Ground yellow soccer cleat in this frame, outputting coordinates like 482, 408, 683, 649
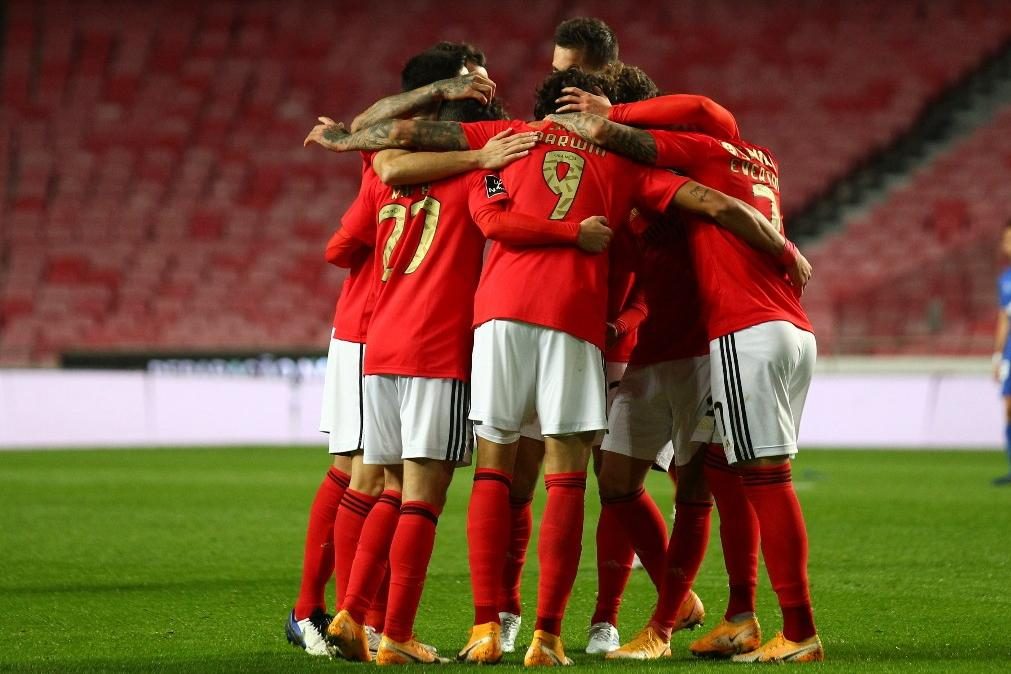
604, 625, 671, 660
457, 622, 503, 663
523, 630, 573, 666
689, 616, 762, 658
731, 632, 824, 663
325, 609, 371, 662
673, 590, 706, 632
375, 635, 450, 665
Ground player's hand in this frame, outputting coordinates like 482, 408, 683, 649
606, 322, 620, 348
786, 250, 813, 294
477, 129, 538, 169
577, 216, 612, 253
556, 86, 612, 115
437, 71, 497, 105
304, 116, 349, 150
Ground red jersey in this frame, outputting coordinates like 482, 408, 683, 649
463, 120, 690, 350
329, 154, 380, 343
649, 131, 813, 340
342, 169, 509, 380
627, 211, 709, 366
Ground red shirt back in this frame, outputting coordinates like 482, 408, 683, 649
648, 131, 813, 340
332, 155, 380, 343
343, 169, 509, 380
463, 120, 689, 350
628, 211, 709, 366
604, 224, 640, 363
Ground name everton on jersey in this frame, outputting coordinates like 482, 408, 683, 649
723, 142, 780, 191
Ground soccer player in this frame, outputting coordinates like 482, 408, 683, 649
549, 109, 823, 663
306, 66, 799, 666
284, 155, 381, 660
302, 46, 536, 659
992, 221, 1011, 485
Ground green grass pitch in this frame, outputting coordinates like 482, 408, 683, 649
1, 447, 1009, 672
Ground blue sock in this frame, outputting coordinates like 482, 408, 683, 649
1004, 423, 1011, 472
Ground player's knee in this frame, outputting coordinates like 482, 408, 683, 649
350, 464, 386, 497
596, 466, 639, 500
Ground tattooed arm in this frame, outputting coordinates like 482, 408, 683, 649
350, 71, 497, 132
547, 112, 657, 164
305, 117, 471, 153
673, 181, 812, 291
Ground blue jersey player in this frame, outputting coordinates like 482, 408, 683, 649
992, 225, 1011, 485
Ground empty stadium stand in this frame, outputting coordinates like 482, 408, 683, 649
2, 0, 1011, 364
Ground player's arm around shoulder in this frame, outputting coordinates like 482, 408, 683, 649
672, 181, 812, 292
546, 112, 657, 164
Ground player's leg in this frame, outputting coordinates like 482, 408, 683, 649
525, 326, 607, 666
329, 374, 403, 661
590, 363, 679, 654
460, 320, 535, 663
499, 433, 543, 652
688, 442, 762, 658
333, 453, 385, 607
642, 447, 711, 641
376, 376, 472, 664
288, 454, 352, 655
377, 458, 455, 664
287, 335, 361, 656
713, 323, 823, 663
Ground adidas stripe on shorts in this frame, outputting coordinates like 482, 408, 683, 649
710, 320, 816, 464
362, 375, 473, 466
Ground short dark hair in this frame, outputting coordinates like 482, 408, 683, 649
400, 49, 464, 92
533, 67, 612, 120
603, 62, 659, 104
432, 41, 487, 68
554, 17, 619, 70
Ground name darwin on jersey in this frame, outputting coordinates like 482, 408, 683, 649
536, 130, 608, 157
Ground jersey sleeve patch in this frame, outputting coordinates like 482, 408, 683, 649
484, 174, 507, 199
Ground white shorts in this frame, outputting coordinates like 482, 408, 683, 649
602, 356, 714, 471
471, 320, 607, 444
363, 374, 473, 466
319, 333, 365, 455
711, 321, 816, 464
520, 361, 627, 444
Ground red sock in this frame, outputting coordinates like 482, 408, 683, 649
383, 501, 441, 642
365, 567, 390, 631
704, 444, 759, 620
535, 472, 586, 636
600, 487, 669, 591
650, 500, 712, 638
741, 463, 816, 642
332, 488, 379, 606
468, 469, 513, 625
294, 467, 349, 619
499, 497, 532, 616
342, 490, 401, 624
590, 499, 634, 626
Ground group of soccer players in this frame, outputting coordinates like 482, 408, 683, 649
286, 17, 824, 666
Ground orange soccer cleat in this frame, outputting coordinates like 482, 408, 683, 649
604, 625, 671, 660
689, 616, 762, 658
375, 635, 448, 665
325, 609, 371, 662
457, 622, 503, 664
731, 631, 824, 663
524, 630, 573, 666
